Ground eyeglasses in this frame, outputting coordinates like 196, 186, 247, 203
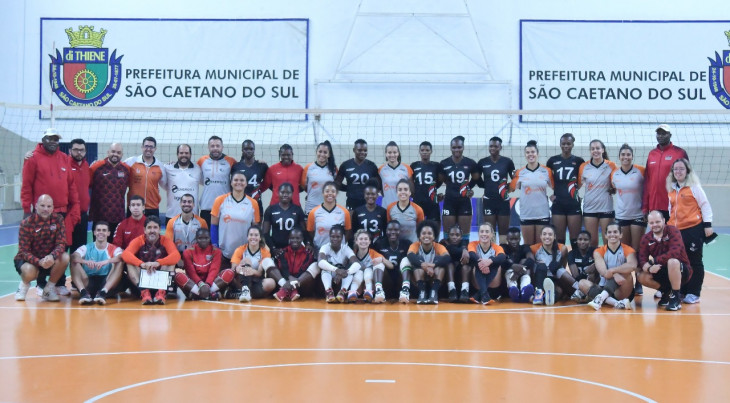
143, 145, 156, 149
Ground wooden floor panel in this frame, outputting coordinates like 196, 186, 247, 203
2, 273, 730, 402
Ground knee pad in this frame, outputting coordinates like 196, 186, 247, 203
174, 272, 189, 287
587, 285, 602, 300
219, 268, 235, 284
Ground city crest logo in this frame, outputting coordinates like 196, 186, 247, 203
707, 30, 730, 109
49, 26, 123, 106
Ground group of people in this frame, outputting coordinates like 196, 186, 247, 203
14, 123, 713, 311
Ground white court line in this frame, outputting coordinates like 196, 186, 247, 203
365, 379, 395, 383
2, 347, 729, 366
84, 361, 656, 403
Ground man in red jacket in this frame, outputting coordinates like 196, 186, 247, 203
642, 124, 689, 220
637, 211, 692, 311
21, 128, 80, 295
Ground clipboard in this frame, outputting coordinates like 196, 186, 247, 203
139, 270, 172, 290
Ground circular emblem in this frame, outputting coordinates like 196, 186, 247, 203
73, 69, 98, 94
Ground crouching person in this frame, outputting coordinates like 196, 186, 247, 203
175, 228, 233, 300
268, 227, 319, 301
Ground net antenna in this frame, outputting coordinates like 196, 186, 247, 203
49, 41, 55, 128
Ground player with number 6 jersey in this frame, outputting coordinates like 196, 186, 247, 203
476, 136, 515, 244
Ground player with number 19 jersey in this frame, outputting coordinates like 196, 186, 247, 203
439, 156, 478, 216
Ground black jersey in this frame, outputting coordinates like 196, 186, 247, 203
546, 154, 584, 203
411, 160, 441, 204
439, 239, 466, 262
232, 160, 269, 200
501, 243, 532, 265
439, 156, 478, 199
568, 247, 595, 274
351, 204, 388, 240
477, 156, 515, 200
374, 237, 411, 266
337, 158, 380, 201
263, 203, 306, 249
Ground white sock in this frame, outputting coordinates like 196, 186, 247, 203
210, 283, 219, 293
606, 296, 618, 306
520, 275, 531, 289
190, 284, 200, 295
321, 271, 333, 290
461, 282, 469, 292
572, 282, 579, 290
375, 282, 383, 291
448, 281, 456, 291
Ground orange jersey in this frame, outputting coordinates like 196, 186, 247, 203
125, 155, 165, 210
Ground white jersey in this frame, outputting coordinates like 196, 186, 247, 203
611, 165, 645, 220
301, 162, 336, 213
161, 163, 202, 217
511, 165, 554, 220
197, 155, 237, 210
579, 160, 617, 214
319, 242, 355, 266
211, 193, 261, 258
378, 163, 413, 207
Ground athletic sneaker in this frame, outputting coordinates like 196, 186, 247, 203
399, 287, 410, 304
532, 289, 544, 305
428, 289, 439, 305
448, 288, 458, 303
459, 289, 470, 303
79, 289, 93, 305
346, 290, 358, 303
417, 289, 428, 304
15, 282, 30, 301
274, 287, 289, 302
520, 284, 535, 303
654, 290, 662, 299
36, 286, 44, 297
682, 294, 700, 304
373, 288, 385, 303
480, 293, 493, 305
289, 288, 300, 301
208, 292, 220, 301
225, 289, 241, 300
56, 285, 71, 296
325, 288, 336, 303
588, 294, 606, 311
94, 290, 108, 305
666, 293, 682, 311
363, 290, 373, 302
570, 289, 585, 302
154, 289, 167, 305
543, 278, 555, 306
614, 298, 631, 310
336, 288, 347, 303
141, 289, 153, 305
42, 284, 60, 302
239, 286, 252, 303
508, 286, 520, 302
658, 291, 671, 307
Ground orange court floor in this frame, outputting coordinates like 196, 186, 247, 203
2, 273, 730, 402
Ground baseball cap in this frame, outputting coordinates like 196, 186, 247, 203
41, 128, 62, 140
656, 124, 671, 133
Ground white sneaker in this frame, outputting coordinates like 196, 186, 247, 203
682, 294, 700, 304
36, 286, 44, 297
399, 287, 410, 304
588, 294, 605, 311
614, 298, 631, 310
55, 285, 71, 296
239, 286, 252, 302
570, 289, 585, 302
42, 284, 60, 302
543, 278, 555, 306
15, 282, 30, 301
654, 290, 662, 299
373, 288, 386, 303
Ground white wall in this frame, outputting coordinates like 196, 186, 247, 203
3, 0, 728, 109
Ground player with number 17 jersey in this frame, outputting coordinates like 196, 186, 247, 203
546, 154, 584, 209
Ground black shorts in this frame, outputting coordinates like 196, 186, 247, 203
346, 198, 366, 211
583, 211, 615, 219
483, 198, 511, 217
442, 197, 472, 217
14, 259, 51, 278
520, 217, 550, 226
651, 262, 691, 288
414, 199, 440, 221
85, 276, 107, 295
618, 217, 646, 227
551, 200, 582, 216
